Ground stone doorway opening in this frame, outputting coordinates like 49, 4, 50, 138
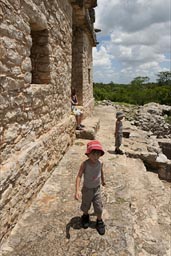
30, 29, 50, 84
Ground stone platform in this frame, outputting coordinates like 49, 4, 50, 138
0, 105, 170, 256
75, 116, 100, 139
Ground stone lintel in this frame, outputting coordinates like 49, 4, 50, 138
70, 0, 97, 8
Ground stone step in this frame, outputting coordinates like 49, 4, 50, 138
75, 116, 100, 139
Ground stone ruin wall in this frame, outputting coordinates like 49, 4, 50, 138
82, 33, 94, 116
72, 30, 94, 117
72, 28, 84, 103
0, 0, 97, 241
71, 0, 97, 117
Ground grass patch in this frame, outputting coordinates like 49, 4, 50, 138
165, 116, 171, 124
115, 197, 127, 204
75, 142, 84, 146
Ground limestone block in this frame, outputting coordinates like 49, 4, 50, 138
3, 123, 20, 143
156, 153, 168, 163
0, 162, 18, 191
22, 1, 48, 30
21, 57, 32, 72
5, 111, 18, 122
0, 184, 13, 208
10, 67, 22, 77
6, 49, 22, 65
0, 61, 9, 73
75, 116, 100, 140
23, 72, 32, 83
158, 162, 171, 182
0, 40, 6, 58
0, 95, 9, 110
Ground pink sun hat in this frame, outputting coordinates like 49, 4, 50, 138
85, 140, 105, 156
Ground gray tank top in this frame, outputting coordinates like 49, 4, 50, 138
83, 159, 102, 189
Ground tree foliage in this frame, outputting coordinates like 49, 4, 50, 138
93, 82, 171, 106
156, 71, 171, 86
131, 76, 150, 86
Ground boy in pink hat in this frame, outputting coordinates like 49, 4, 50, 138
75, 140, 106, 235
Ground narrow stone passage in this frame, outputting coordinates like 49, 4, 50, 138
0, 105, 170, 256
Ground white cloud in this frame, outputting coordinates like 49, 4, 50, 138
93, 46, 112, 67
93, 0, 171, 83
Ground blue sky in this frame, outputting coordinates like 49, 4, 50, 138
93, 0, 171, 84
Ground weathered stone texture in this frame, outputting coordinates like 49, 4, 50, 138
1, 0, 73, 157
0, 0, 97, 241
0, 116, 75, 240
83, 35, 94, 115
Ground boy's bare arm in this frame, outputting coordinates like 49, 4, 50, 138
71, 99, 78, 105
75, 162, 84, 200
115, 120, 119, 136
101, 163, 106, 186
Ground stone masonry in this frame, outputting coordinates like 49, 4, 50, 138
0, 0, 97, 241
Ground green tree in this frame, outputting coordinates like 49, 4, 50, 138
131, 76, 150, 86
156, 71, 171, 85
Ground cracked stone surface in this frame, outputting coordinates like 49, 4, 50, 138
0, 105, 170, 256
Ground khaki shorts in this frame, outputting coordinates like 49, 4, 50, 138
80, 186, 103, 215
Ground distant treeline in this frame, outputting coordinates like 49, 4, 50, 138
93, 82, 171, 106
93, 72, 171, 106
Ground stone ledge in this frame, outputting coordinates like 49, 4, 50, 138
126, 150, 171, 182
158, 139, 171, 160
75, 116, 100, 139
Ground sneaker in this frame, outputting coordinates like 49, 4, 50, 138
96, 219, 105, 235
117, 149, 124, 154
115, 149, 124, 155
80, 124, 85, 128
76, 126, 83, 130
81, 214, 89, 229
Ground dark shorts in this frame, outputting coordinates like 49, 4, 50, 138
115, 134, 122, 148
80, 186, 103, 215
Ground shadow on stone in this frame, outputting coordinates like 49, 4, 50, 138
88, 220, 96, 229
66, 216, 82, 239
107, 150, 115, 154
66, 215, 97, 239
75, 117, 100, 140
